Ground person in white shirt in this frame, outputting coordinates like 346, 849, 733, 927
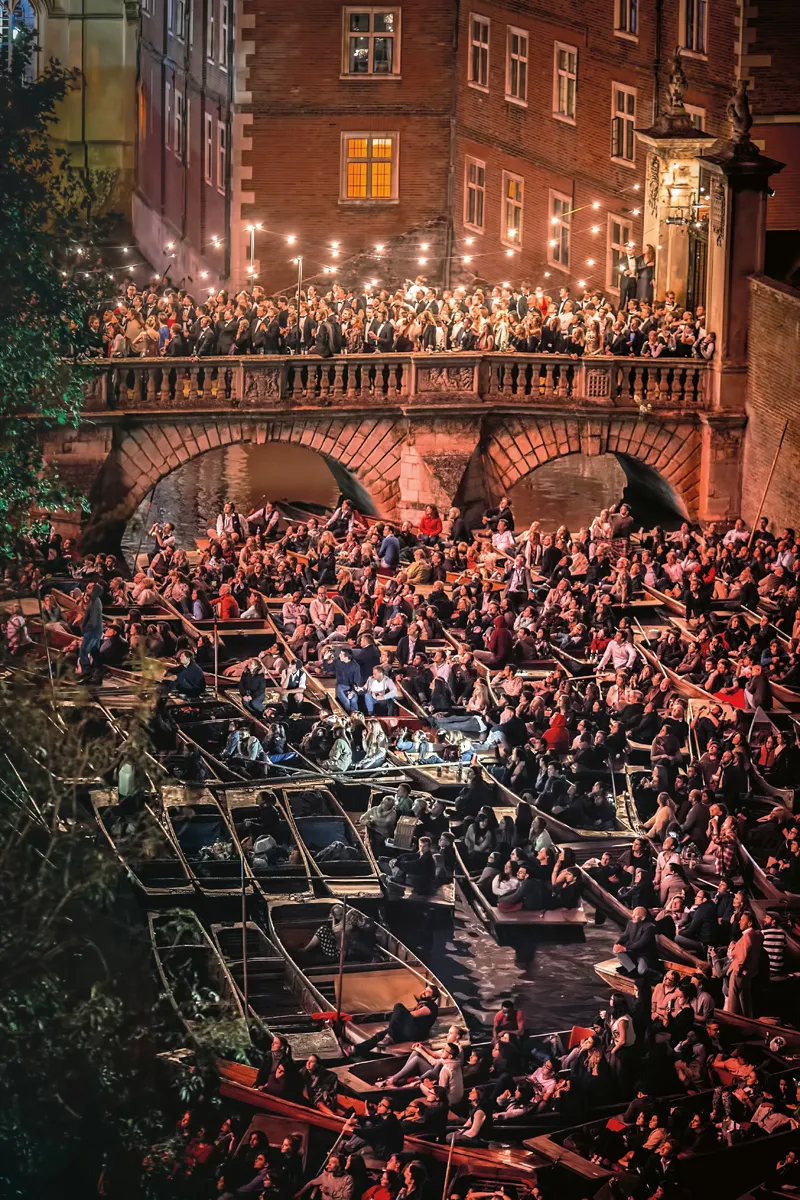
491, 520, 516, 556
281, 591, 308, 636
722, 517, 749, 547
309, 586, 337, 633
363, 666, 400, 716
597, 630, 638, 672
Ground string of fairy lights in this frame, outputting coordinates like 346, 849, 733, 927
61, 171, 708, 300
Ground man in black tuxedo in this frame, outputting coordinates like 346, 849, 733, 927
376, 315, 395, 352
193, 316, 217, 356
250, 303, 270, 353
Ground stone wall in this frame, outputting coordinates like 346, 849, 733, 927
741, 276, 800, 532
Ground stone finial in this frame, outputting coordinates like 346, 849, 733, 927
666, 46, 688, 114
727, 79, 753, 144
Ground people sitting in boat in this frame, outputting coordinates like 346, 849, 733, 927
354, 983, 441, 1054
239, 658, 268, 717
322, 724, 353, 773
223, 721, 265, 762
383, 1040, 464, 1104
585, 851, 624, 897
449, 1085, 492, 1144
434, 832, 457, 884
341, 1096, 405, 1160
397, 1084, 450, 1140
492, 998, 525, 1042
359, 795, 398, 850
172, 650, 206, 698
613, 906, 659, 979
301, 1054, 343, 1115
301, 904, 376, 962
384, 835, 438, 895
297, 1153, 355, 1200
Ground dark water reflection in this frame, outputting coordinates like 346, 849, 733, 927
121, 443, 340, 564
390, 896, 618, 1038
508, 454, 626, 531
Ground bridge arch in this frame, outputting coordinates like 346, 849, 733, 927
482, 415, 701, 518
84, 415, 406, 546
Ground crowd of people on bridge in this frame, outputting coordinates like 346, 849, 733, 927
92, 268, 716, 361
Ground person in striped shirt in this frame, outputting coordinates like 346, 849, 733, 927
761, 909, 787, 977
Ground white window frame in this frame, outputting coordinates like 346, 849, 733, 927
174, 0, 186, 39
501, 170, 524, 249
548, 189, 571, 271
219, 0, 228, 69
164, 79, 172, 152
340, 131, 399, 203
204, 112, 213, 183
217, 120, 227, 193
681, 0, 708, 56
185, 95, 191, 164
468, 13, 490, 92
341, 7, 402, 78
615, 0, 638, 40
611, 82, 637, 167
685, 103, 706, 130
552, 41, 577, 125
464, 156, 486, 232
187, 0, 193, 47
174, 89, 184, 157
607, 213, 633, 291
207, 0, 215, 62
505, 25, 528, 106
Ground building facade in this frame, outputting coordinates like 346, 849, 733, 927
132, 0, 799, 296
3, 0, 137, 215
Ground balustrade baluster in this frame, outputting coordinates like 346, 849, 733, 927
645, 366, 657, 406
556, 367, 568, 400
501, 363, 512, 397
187, 366, 199, 405
632, 366, 644, 404
658, 367, 669, 406
145, 366, 156, 405
388, 362, 400, 399
159, 367, 170, 406
670, 367, 683, 406
333, 363, 345, 399
543, 365, 555, 399
360, 363, 371, 399
346, 362, 357, 399
319, 364, 331, 399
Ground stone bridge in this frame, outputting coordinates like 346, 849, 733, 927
45, 353, 745, 546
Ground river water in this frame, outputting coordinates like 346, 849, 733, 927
121, 443, 633, 563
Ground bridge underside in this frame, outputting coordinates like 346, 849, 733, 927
47, 408, 745, 549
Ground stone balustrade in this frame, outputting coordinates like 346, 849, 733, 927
82, 352, 710, 413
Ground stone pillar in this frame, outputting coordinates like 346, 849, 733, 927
398, 417, 481, 522
635, 48, 715, 308
699, 122, 784, 412
697, 415, 747, 522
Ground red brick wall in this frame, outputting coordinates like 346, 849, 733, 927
240, 0, 455, 292
451, 0, 741, 293
741, 276, 800, 529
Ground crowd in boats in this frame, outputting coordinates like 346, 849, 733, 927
7, 496, 800, 1196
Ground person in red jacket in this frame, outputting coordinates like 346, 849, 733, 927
543, 711, 570, 755
212, 583, 240, 620
474, 615, 513, 668
418, 504, 443, 545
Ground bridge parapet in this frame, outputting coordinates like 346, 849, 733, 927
82, 352, 710, 414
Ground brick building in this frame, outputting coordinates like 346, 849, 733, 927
133, 0, 800, 296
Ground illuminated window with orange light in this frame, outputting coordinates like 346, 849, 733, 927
502, 171, 523, 248
341, 133, 398, 201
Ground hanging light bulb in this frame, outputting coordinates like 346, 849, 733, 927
465, 237, 474, 245
463, 255, 472, 263
418, 257, 427, 264
592, 201, 600, 209
548, 239, 557, 247
632, 208, 641, 216
587, 258, 595, 266
544, 271, 551, 278
286, 235, 296, 245
331, 249, 340, 258
591, 225, 600, 233
420, 242, 429, 250
375, 243, 384, 251
505, 249, 514, 257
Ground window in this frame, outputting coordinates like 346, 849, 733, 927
164, 79, 172, 151
217, 120, 227, 192
611, 83, 636, 165
615, 0, 638, 37
468, 14, 489, 90
502, 171, 524, 247
464, 156, 485, 231
174, 90, 184, 156
219, 0, 228, 66
185, 97, 191, 163
685, 103, 706, 130
204, 112, 213, 183
187, 0, 193, 46
341, 133, 398, 201
175, 0, 186, 38
683, 0, 707, 54
343, 8, 400, 76
548, 190, 571, 269
553, 42, 576, 123
207, 0, 215, 61
505, 26, 527, 104
607, 214, 633, 290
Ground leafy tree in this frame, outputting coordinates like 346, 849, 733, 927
0, 35, 110, 556
0, 675, 250, 1197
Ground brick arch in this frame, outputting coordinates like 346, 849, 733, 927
483, 415, 702, 516
88, 415, 407, 532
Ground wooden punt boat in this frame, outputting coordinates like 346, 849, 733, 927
160, 783, 254, 896
278, 782, 383, 901
578, 866, 705, 969
214, 785, 314, 898
267, 897, 465, 1053
148, 909, 251, 1047
738, 836, 800, 905
210, 921, 343, 1061
217, 1063, 549, 1177
527, 1111, 800, 1199
167, 695, 318, 781
455, 840, 588, 939
90, 787, 195, 897
491, 774, 635, 844
593, 957, 800, 1048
